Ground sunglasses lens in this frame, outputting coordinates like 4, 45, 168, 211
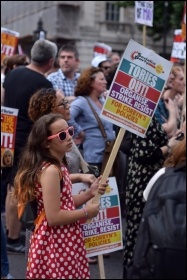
59, 131, 66, 141
68, 127, 74, 136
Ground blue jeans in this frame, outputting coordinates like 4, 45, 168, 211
1, 220, 9, 277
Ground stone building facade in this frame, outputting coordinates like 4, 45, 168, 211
1, 1, 173, 70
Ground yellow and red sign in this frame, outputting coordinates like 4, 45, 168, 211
1, 27, 20, 64
1, 106, 18, 167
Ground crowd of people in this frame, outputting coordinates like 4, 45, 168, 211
1, 38, 186, 279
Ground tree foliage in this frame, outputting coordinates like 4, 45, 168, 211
118, 1, 185, 41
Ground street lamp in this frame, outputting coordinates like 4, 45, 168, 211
33, 18, 47, 41
163, 1, 168, 58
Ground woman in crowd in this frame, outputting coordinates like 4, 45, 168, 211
144, 106, 186, 201
68, 67, 116, 174
123, 115, 181, 277
155, 65, 185, 138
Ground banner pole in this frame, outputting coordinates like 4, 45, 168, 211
86, 128, 125, 223
143, 25, 146, 47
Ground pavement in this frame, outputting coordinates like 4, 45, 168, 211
8, 249, 124, 279
2, 214, 126, 279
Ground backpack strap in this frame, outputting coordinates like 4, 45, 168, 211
34, 209, 45, 233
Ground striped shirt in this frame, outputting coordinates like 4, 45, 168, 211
47, 69, 80, 97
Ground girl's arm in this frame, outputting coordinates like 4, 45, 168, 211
69, 173, 96, 184
72, 176, 108, 208
40, 165, 100, 226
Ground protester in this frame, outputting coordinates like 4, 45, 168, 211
45, 56, 59, 77
91, 55, 110, 78
14, 113, 108, 279
1, 54, 30, 105
107, 51, 121, 66
155, 66, 185, 138
1, 221, 14, 279
28, 87, 99, 264
3, 39, 57, 254
68, 66, 116, 174
28, 87, 96, 183
123, 115, 181, 277
47, 44, 80, 103
106, 63, 118, 90
144, 107, 186, 201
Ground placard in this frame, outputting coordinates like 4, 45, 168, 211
72, 177, 123, 257
100, 39, 173, 138
1, 27, 20, 64
1, 106, 18, 167
135, 1, 154, 27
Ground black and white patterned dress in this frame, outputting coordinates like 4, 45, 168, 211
123, 116, 168, 269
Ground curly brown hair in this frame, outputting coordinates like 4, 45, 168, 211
75, 67, 104, 97
164, 138, 186, 167
28, 88, 57, 122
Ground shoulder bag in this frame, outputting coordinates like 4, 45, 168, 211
85, 97, 115, 175
73, 141, 100, 177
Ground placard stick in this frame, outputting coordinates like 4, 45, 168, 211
98, 254, 105, 279
86, 127, 126, 279
143, 25, 146, 47
180, 59, 186, 129
87, 127, 126, 223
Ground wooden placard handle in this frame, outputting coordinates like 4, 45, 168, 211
86, 128, 126, 223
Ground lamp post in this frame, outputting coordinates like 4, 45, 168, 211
163, 1, 168, 58
33, 18, 47, 41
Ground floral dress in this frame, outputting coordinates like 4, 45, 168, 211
123, 116, 168, 269
26, 164, 90, 279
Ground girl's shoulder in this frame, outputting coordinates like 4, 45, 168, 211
37, 162, 63, 180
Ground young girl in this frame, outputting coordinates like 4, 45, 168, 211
14, 113, 108, 279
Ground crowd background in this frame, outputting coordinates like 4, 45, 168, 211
1, 38, 186, 279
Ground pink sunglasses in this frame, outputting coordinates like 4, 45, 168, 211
47, 126, 74, 142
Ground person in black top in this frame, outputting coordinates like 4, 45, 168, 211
2, 39, 57, 254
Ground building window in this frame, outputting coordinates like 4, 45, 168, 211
106, 2, 120, 22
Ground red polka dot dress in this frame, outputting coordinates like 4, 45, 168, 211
26, 164, 90, 279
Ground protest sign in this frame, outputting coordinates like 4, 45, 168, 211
1, 27, 20, 63
100, 39, 173, 138
181, 2, 186, 40
170, 29, 186, 63
1, 106, 18, 167
72, 177, 123, 257
135, 1, 154, 27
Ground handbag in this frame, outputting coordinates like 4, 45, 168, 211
73, 141, 100, 177
85, 97, 115, 175
86, 164, 100, 177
